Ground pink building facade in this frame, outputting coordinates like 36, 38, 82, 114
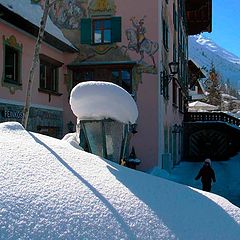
0, 0, 211, 171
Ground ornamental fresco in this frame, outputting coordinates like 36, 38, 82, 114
43, 0, 159, 74
49, 0, 88, 29
48, 0, 116, 29
88, 0, 116, 17
123, 16, 159, 71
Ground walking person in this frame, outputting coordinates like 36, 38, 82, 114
195, 158, 216, 192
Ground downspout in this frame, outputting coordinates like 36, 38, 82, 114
157, 0, 164, 168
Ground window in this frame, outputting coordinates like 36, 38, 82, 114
72, 70, 94, 87
4, 45, 20, 84
93, 19, 111, 44
71, 65, 133, 94
81, 17, 121, 45
173, 44, 177, 63
111, 69, 132, 93
40, 60, 59, 92
162, 19, 169, 50
161, 70, 169, 99
172, 81, 178, 106
178, 89, 184, 112
173, 4, 178, 31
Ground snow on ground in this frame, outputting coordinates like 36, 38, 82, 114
151, 155, 240, 208
0, 122, 240, 239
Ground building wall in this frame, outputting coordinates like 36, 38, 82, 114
1, 0, 188, 171
46, 0, 186, 170
116, 0, 159, 169
0, 21, 76, 137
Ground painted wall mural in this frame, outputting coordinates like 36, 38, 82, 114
49, 0, 88, 29
123, 16, 159, 71
39, 0, 159, 74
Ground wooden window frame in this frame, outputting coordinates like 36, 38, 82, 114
3, 40, 22, 86
162, 19, 169, 51
71, 65, 133, 94
172, 80, 178, 107
111, 68, 132, 94
39, 55, 62, 95
92, 18, 112, 45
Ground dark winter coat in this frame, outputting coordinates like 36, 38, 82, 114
195, 165, 216, 184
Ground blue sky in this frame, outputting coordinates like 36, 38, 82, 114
203, 0, 240, 57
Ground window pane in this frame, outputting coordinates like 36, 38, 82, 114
104, 30, 111, 43
82, 71, 93, 80
40, 63, 46, 88
122, 70, 130, 80
95, 20, 102, 29
39, 60, 59, 92
5, 46, 19, 82
111, 71, 119, 79
111, 70, 120, 85
121, 70, 132, 93
104, 20, 111, 29
104, 121, 124, 163
83, 122, 104, 157
94, 30, 102, 43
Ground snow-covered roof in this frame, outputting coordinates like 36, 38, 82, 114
0, 121, 240, 239
221, 93, 238, 100
70, 81, 138, 124
0, 0, 76, 50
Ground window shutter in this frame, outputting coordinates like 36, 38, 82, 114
111, 17, 121, 43
81, 18, 92, 44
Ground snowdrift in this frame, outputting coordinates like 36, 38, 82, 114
0, 122, 239, 239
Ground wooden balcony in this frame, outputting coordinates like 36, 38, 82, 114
184, 112, 240, 127
183, 112, 240, 161
185, 0, 212, 35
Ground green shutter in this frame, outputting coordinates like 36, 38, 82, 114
81, 18, 92, 44
111, 17, 121, 43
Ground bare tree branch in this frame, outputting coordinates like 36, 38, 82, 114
22, 0, 57, 128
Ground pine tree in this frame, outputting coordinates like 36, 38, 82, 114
206, 63, 222, 108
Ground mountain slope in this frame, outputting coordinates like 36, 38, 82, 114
188, 35, 240, 89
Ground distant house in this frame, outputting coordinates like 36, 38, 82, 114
188, 59, 208, 101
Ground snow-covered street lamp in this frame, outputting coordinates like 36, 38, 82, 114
69, 81, 138, 164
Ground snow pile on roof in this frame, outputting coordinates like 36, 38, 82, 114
0, 0, 74, 48
188, 101, 219, 111
0, 121, 240, 239
221, 93, 237, 100
70, 81, 138, 124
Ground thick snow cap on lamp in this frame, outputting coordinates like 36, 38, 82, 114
69, 81, 138, 124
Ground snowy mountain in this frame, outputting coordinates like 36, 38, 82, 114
188, 35, 240, 89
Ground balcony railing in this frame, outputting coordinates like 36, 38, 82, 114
184, 112, 240, 127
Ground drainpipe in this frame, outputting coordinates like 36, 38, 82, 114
157, 0, 164, 168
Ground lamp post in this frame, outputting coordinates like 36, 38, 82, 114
78, 119, 131, 164
160, 61, 179, 95
169, 62, 179, 75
